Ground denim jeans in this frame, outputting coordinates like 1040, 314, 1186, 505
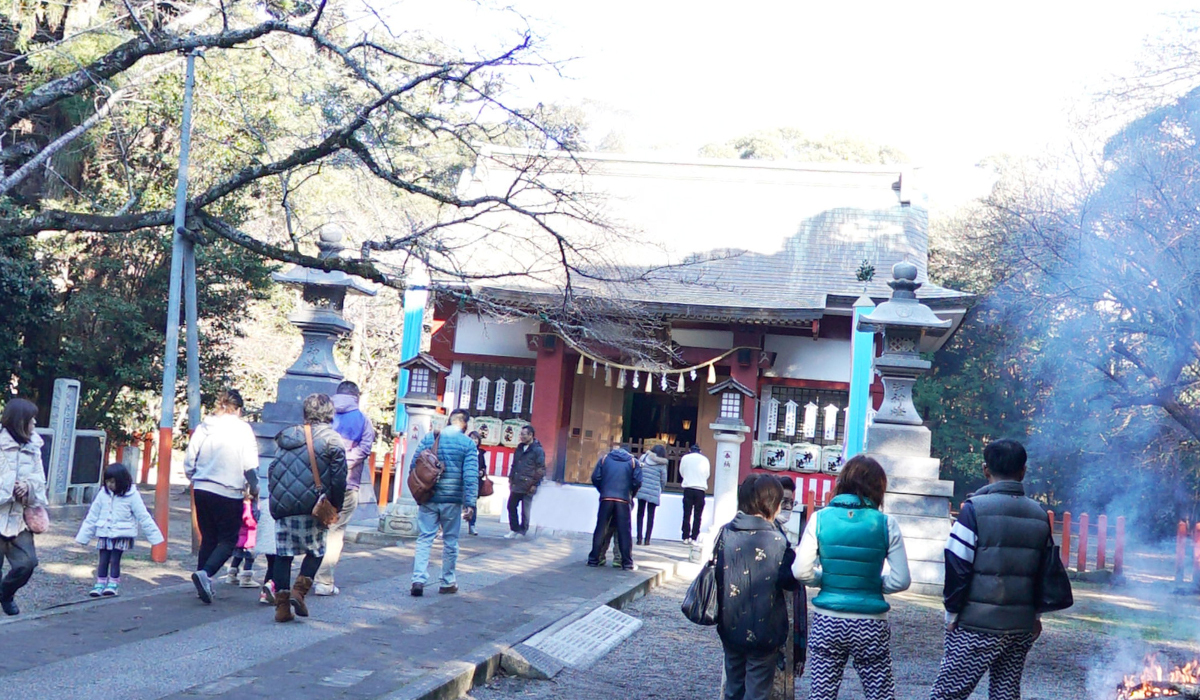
315, 488, 359, 587
412, 502, 463, 586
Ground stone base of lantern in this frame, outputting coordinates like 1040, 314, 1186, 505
379, 497, 421, 538
866, 422, 954, 597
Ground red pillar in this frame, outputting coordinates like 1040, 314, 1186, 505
1060, 512, 1072, 567
1077, 513, 1089, 573
1097, 514, 1107, 571
1114, 516, 1125, 576
532, 338, 572, 480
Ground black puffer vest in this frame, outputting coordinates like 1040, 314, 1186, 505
268, 424, 347, 520
959, 480, 1050, 635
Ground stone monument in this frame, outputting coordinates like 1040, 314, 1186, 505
858, 261, 955, 596
692, 378, 755, 563
251, 225, 377, 475
378, 353, 449, 537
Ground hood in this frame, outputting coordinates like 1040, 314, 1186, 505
729, 511, 776, 532
332, 394, 360, 414
275, 425, 308, 450
607, 448, 633, 462
643, 452, 668, 466
0, 428, 43, 452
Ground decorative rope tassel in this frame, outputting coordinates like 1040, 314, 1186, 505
618, 369, 627, 389
660, 374, 668, 391
591, 360, 597, 379
576, 355, 585, 375
645, 373, 653, 393
632, 372, 640, 389
677, 374, 685, 392
707, 364, 717, 384
690, 368, 697, 381
604, 365, 612, 387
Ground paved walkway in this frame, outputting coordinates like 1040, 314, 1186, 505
0, 490, 685, 700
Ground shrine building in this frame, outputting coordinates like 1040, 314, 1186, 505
415, 148, 970, 533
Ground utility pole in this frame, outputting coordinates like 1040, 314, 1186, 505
153, 49, 198, 563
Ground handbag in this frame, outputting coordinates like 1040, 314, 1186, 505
304, 424, 340, 529
1037, 543, 1073, 612
681, 528, 724, 626
478, 472, 495, 498
23, 505, 50, 534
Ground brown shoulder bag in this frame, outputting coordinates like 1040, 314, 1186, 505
304, 424, 340, 528
407, 432, 444, 505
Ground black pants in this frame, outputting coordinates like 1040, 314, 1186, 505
272, 553, 323, 591
97, 549, 125, 579
507, 492, 533, 534
194, 489, 244, 577
263, 554, 277, 586
0, 530, 37, 602
588, 500, 632, 568
723, 645, 779, 700
682, 487, 705, 540
636, 499, 657, 542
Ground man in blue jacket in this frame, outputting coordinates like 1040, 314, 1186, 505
586, 448, 642, 570
409, 408, 478, 596
314, 381, 376, 596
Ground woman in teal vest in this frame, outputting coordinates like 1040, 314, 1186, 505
792, 455, 910, 700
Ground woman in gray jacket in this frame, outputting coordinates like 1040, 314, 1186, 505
635, 445, 668, 545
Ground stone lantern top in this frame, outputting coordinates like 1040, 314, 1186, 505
398, 352, 448, 407
708, 378, 755, 428
855, 262, 952, 336
271, 224, 380, 297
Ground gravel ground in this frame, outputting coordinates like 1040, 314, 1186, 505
471, 573, 1200, 700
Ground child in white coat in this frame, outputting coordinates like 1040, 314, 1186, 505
76, 463, 163, 597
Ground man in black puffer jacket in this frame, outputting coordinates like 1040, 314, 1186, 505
267, 394, 347, 623
586, 448, 641, 570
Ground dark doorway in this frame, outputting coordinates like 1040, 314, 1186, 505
625, 390, 699, 449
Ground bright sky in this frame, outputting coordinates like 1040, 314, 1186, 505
383, 0, 1194, 207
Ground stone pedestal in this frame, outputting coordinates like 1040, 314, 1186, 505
378, 404, 437, 537
693, 422, 749, 562
867, 422, 953, 596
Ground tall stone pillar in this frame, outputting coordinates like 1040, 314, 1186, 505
858, 262, 955, 596
379, 404, 436, 537
694, 378, 756, 562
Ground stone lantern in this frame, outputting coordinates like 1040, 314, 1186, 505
379, 352, 449, 537
856, 261, 955, 595
251, 225, 377, 496
695, 378, 756, 560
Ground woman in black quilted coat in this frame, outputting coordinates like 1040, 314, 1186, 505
267, 393, 347, 622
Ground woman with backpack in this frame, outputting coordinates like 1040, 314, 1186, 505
792, 455, 910, 700
715, 473, 797, 700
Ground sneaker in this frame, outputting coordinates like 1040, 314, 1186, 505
438, 584, 458, 595
586, 561, 599, 567
103, 580, 120, 597
224, 568, 239, 585
611, 559, 622, 568
622, 564, 638, 571
468, 525, 478, 536
88, 581, 107, 598
504, 531, 519, 540
238, 571, 257, 588
259, 580, 276, 605
1, 598, 18, 616
313, 583, 339, 596
410, 583, 424, 597
191, 571, 214, 605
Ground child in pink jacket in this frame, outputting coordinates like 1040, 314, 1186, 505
224, 493, 259, 587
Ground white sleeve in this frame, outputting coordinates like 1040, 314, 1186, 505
76, 498, 101, 544
791, 512, 821, 586
240, 422, 260, 473
184, 425, 205, 480
881, 515, 912, 594
131, 492, 164, 546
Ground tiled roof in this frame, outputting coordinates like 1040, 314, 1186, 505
443, 149, 971, 322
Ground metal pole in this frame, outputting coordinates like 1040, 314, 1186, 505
844, 293, 876, 459
184, 240, 201, 556
152, 50, 197, 564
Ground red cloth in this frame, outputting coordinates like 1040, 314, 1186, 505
236, 499, 257, 550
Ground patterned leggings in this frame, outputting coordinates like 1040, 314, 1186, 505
808, 613, 896, 700
929, 628, 1036, 700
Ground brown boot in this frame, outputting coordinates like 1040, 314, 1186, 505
291, 576, 312, 618
274, 590, 294, 623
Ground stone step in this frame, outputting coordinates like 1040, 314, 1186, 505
874, 454, 942, 480
886, 476, 954, 498
884, 493, 951, 518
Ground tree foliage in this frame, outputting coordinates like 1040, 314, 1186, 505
700, 127, 908, 164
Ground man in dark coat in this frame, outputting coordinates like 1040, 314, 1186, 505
505, 425, 545, 538
586, 448, 642, 570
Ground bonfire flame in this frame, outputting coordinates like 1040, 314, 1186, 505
1117, 656, 1200, 699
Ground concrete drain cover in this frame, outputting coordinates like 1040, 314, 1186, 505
526, 605, 642, 669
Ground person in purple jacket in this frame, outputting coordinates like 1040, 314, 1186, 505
313, 381, 376, 596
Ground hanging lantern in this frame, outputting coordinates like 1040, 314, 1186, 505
576, 356, 584, 375
707, 364, 717, 384
618, 369, 627, 389
604, 365, 612, 387
677, 374, 685, 392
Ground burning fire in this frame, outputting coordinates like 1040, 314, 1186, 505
1116, 655, 1200, 699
